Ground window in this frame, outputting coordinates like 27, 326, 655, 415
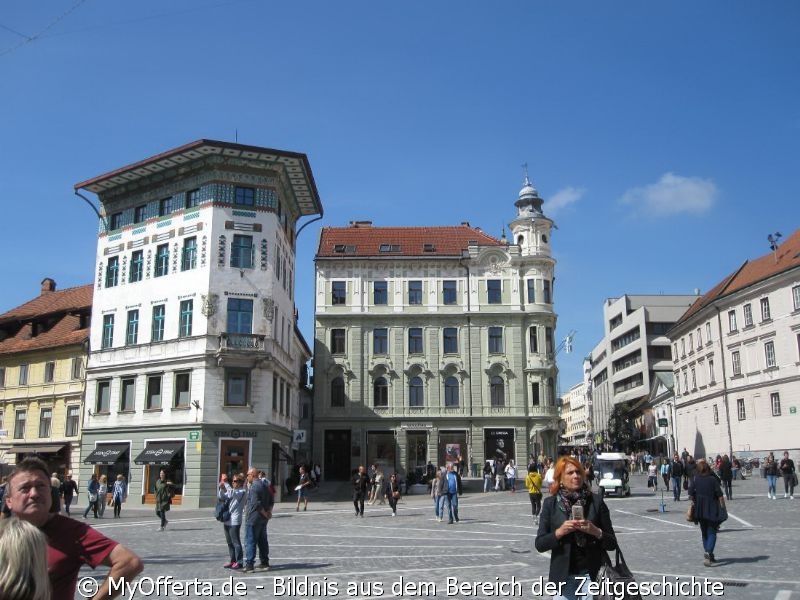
673, 343, 678, 359
120, 378, 135, 412
531, 382, 541, 406
374, 377, 388, 408
443, 327, 458, 354
181, 237, 197, 271
490, 376, 505, 407
234, 186, 255, 206
696, 328, 702, 349
331, 377, 345, 407
331, 329, 346, 354
109, 212, 122, 230
443, 280, 457, 305
65, 405, 79, 437
231, 235, 253, 268
130, 250, 144, 282
708, 359, 715, 384
126, 310, 139, 345
488, 326, 503, 353
105, 256, 119, 287
373, 281, 388, 305
227, 298, 253, 334
96, 380, 111, 413
543, 280, 551, 304
44, 361, 55, 383
527, 280, 536, 304
529, 327, 539, 353
771, 392, 781, 416
794, 285, 800, 311
38, 407, 52, 438
683, 371, 688, 392
332, 281, 346, 305
14, 410, 26, 439
101, 314, 114, 349
728, 310, 737, 332
444, 376, 459, 407
675, 374, 680, 396
737, 398, 746, 421
179, 300, 193, 337
408, 328, 423, 354
134, 204, 147, 223
175, 372, 191, 408
379, 243, 400, 252
409, 376, 423, 407
681, 339, 686, 356
764, 340, 776, 368
760, 297, 771, 321
487, 279, 501, 304
71, 357, 82, 380
151, 305, 165, 342
691, 367, 696, 389
223, 370, 248, 407
408, 281, 422, 305
713, 404, 719, 425
731, 350, 741, 376
373, 328, 387, 354
545, 327, 555, 355
743, 304, 753, 327
706, 322, 712, 342
155, 244, 169, 277
158, 197, 171, 217
18, 363, 29, 385
0, 367, 4, 387
688, 334, 694, 352
146, 375, 162, 410
272, 376, 278, 411
186, 188, 200, 209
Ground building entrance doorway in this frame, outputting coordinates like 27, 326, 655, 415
220, 440, 250, 480
324, 429, 351, 480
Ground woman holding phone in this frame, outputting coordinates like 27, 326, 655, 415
535, 456, 618, 600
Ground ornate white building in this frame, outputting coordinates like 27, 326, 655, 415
312, 177, 560, 479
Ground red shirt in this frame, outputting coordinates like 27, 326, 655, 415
41, 514, 118, 600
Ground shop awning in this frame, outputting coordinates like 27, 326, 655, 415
4, 443, 66, 454
84, 443, 130, 465
134, 441, 185, 465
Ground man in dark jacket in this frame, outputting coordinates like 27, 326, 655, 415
352, 465, 370, 517
669, 454, 685, 501
243, 466, 274, 573
60, 474, 78, 516
779, 451, 796, 499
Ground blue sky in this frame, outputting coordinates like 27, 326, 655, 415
1, 1, 798, 388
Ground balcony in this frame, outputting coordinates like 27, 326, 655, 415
219, 333, 266, 351
530, 405, 559, 418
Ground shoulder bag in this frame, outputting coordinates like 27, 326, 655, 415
595, 547, 642, 600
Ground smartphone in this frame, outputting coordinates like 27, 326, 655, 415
571, 505, 584, 521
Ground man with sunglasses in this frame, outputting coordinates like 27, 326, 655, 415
243, 467, 274, 573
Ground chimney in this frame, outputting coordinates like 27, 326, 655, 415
41, 278, 57, 294
349, 221, 373, 228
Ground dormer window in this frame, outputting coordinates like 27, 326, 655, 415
333, 244, 357, 254
379, 244, 400, 252
334, 244, 346, 253
423, 244, 435, 252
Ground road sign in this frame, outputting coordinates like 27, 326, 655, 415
293, 430, 307, 444
790, 406, 797, 415
658, 418, 669, 427
188, 431, 200, 441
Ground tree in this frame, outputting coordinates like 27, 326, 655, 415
606, 403, 637, 452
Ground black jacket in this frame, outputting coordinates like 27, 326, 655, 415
535, 492, 617, 583
688, 473, 725, 523
669, 460, 685, 478
352, 471, 369, 498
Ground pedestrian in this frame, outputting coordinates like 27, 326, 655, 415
3, 457, 143, 600
688, 458, 727, 567
296, 466, 311, 512
505, 460, 518, 493
111, 474, 127, 518
313, 463, 322, 487
779, 451, 795, 499
220, 474, 246, 570
719, 455, 733, 500
242, 466, 273, 573
0, 516, 51, 600
535, 456, 618, 600
387, 473, 401, 517
83, 474, 100, 519
670, 453, 685, 501
442, 463, 462, 524
647, 460, 658, 492
49, 473, 61, 514
352, 465, 369, 517
97, 475, 108, 518
370, 467, 385, 505
483, 461, 493, 493
525, 464, 543, 524
154, 469, 175, 531
764, 454, 779, 499
542, 459, 555, 491
59, 474, 78, 516
731, 456, 741, 481
431, 469, 442, 520
660, 458, 670, 492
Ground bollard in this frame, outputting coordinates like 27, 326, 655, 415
659, 490, 667, 513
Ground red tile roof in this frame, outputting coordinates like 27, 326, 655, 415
0, 284, 93, 325
677, 227, 800, 325
317, 223, 503, 258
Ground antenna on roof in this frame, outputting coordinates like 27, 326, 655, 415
521, 162, 530, 185
768, 232, 782, 263
235, 128, 238, 143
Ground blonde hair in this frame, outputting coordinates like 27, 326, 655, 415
0, 517, 51, 600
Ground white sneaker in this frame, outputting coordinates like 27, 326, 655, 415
792, 496, 795, 499
785, 493, 788, 498
768, 493, 772, 498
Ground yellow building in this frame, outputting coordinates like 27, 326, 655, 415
0, 278, 92, 476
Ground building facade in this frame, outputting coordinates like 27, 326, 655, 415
0, 279, 91, 476
670, 228, 800, 461
312, 178, 560, 480
560, 382, 589, 448
75, 140, 320, 507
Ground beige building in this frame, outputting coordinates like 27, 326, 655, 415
312, 178, 560, 480
560, 381, 589, 448
670, 228, 800, 461
0, 279, 92, 476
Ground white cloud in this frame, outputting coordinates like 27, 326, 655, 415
619, 173, 717, 217
547, 186, 585, 215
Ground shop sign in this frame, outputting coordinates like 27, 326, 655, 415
213, 429, 258, 438
401, 422, 433, 430
188, 431, 200, 441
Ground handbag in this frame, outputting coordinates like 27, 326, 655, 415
718, 499, 728, 523
685, 503, 695, 522
792, 473, 798, 488
88, 493, 98, 503
392, 490, 401, 499
215, 498, 231, 522
595, 548, 642, 600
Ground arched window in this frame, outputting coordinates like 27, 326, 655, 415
444, 376, 459, 407
490, 375, 505, 407
374, 376, 388, 407
547, 377, 555, 406
331, 376, 345, 407
409, 376, 424, 407
517, 235, 524, 245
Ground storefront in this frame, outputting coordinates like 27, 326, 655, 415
366, 431, 397, 472
3, 443, 70, 477
133, 440, 185, 505
438, 430, 467, 468
83, 442, 131, 483
484, 428, 515, 465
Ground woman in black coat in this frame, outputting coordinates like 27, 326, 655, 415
718, 455, 733, 500
535, 456, 618, 599
688, 459, 726, 566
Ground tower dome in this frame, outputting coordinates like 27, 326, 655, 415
515, 174, 544, 216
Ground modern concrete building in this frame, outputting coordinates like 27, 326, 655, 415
0, 279, 92, 476
670, 228, 800, 462
312, 177, 560, 480
560, 381, 589, 448
74, 140, 320, 507
589, 294, 696, 451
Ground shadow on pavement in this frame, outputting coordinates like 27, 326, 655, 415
713, 555, 769, 565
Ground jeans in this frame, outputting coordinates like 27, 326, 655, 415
224, 524, 243, 564
722, 479, 732, 499
244, 519, 268, 567
699, 519, 718, 554
433, 495, 440, 517
444, 492, 459, 522
783, 475, 795, 496
98, 494, 107, 517
483, 475, 491, 493
555, 572, 593, 600
64, 497, 74, 515
353, 494, 365, 516
84, 498, 98, 518
113, 497, 122, 518
731, 468, 740, 481
767, 475, 778, 496
529, 493, 542, 517
671, 476, 682, 500
156, 508, 168, 528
